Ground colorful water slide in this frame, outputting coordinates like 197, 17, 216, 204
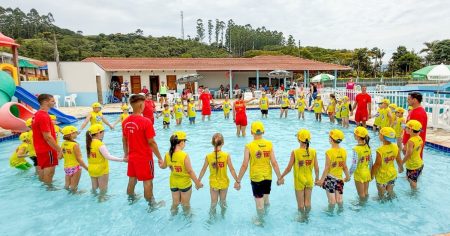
14, 86, 78, 124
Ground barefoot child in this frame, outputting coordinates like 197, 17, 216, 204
186, 98, 197, 124
280, 94, 290, 118
86, 124, 126, 195
402, 120, 424, 190
173, 99, 186, 125
235, 121, 283, 224
393, 107, 405, 152
25, 118, 38, 173
327, 94, 337, 123
310, 94, 325, 122
198, 133, 239, 217
9, 133, 32, 171
80, 102, 114, 131
259, 92, 269, 118
161, 131, 203, 215
341, 96, 351, 128
157, 103, 173, 129
112, 105, 130, 128
222, 95, 232, 119
350, 127, 372, 201
279, 129, 319, 220
295, 94, 306, 120
61, 126, 88, 193
371, 127, 403, 199
335, 98, 342, 125
317, 129, 350, 212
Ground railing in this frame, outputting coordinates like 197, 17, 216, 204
317, 88, 450, 130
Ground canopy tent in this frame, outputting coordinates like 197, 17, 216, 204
412, 64, 450, 81
18, 59, 38, 69
177, 74, 203, 84
0, 32, 19, 47
311, 73, 336, 82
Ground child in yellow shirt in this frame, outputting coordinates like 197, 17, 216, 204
402, 120, 424, 190
9, 133, 32, 170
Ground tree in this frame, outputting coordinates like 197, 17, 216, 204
370, 47, 385, 78
390, 46, 422, 75
135, 29, 143, 36
352, 48, 371, 77
420, 40, 438, 65
214, 19, 220, 45
207, 19, 213, 44
430, 39, 450, 64
219, 21, 226, 47
287, 35, 295, 47
196, 19, 205, 42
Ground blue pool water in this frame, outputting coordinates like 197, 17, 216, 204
1, 110, 449, 235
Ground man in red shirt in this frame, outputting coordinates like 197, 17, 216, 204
198, 87, 214, 121
351, 86, 372, 127
142, 93, 156, 125
32, 94, 61, 184
402, 92, 427, 158
122, 94, 163, 206
141, 86, 149, 95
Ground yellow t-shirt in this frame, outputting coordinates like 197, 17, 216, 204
247, 139, 273, 182
174, 104, 184, 119
352, 145, 372, 183
27, 130, 36, 156
281, 98, 290, 108
379, 108, 391, 128
340, 102, 350, 118
375, 143, 399, 184
223, 101, 231, 114
293, 147, 316, 190
165, 150, 191, 189
54, 125, 61, 145
335, 103, 342, 119
9, 143, 28, 167
405, 136, 423, 170
187, 103, 196, 118
296, 98, 306, 112
87, 139, 109, 177
313, 99, 323, 113
61, 140, 80, 168
90, 111, 103, 126
326, 147, 347, 180
374, 108, 382, 126
206, 151, 230, 190
393, 117, 405, 138
120, 113, 129, 122
327, 99, 336, 112
260, 97, 269, 110
162, 109, 171, 123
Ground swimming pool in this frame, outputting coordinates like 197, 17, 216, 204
1, 110, 449, 235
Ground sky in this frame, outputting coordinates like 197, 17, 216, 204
2, 0, 450, 62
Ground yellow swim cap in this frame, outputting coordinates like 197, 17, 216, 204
121, 105, 129, 110
343, 95, 349, 101
92, 102, 102, 108
251, 121, 265, 134
406, 120, 422, 132
378, 98, 390, 104
389, 104, 397, 109
354, 126, 369, 138
380, 127, 396, 142
296, 129, 311, 142
173, 131, 187, 140
88, 124, 104, 135
19, 132, 29, 141
329, 129, 344, 142
50, 115, 57, 120
62, 126, 78, 136
25, 118, 32, 127
395, 107, 405, 113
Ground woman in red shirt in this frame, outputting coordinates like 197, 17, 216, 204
233, 94, 255, 137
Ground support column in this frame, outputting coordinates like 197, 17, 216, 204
256, 70, 260, 89
334, 70, 338, 89
229, 69, 232, 98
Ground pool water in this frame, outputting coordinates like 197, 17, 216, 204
1, 110, 449, 235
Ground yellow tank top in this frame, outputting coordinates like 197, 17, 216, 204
327, 100, 336, 112
165, 150, 191, 189
313, 99, 323, 113
394, 117, 405, 138
90, 111, 103, 125
87, 139, 109, 177
247, 139, 273, 182
10, 143, 28, 167
120, 113, 129, 122
260, 97, 269, 110
340, 102, 350, 118
352, 145, 372, 182
293, 147, 316, 189
281, 98, 290, 108
335, 103, 342, 118
62, 140, 80, 168
206, 150, 230, 189
379, 108, 390, 128
406, 136, 424, 170
375, 143, 399, 184
162, 109, 171, 122
296, 98, 306, 111
326, 148, 347, 180
174, 104, 184, 119
188, 103, 196, 117
54, 125, 61, 145
27, 130, 36, 156
223, 101, 231, 113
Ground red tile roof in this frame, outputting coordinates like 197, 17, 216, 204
82, 55, 351, 71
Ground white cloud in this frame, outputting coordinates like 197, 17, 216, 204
3, 0, 450, 61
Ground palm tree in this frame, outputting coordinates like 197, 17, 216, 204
420, 40, 439, 65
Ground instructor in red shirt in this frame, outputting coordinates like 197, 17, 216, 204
402, 92, 427, 158
351, 86, 372, 127
142, 93, 156, 125
198, 87, 214, 121
122, 94, 163, 205
32, 94, 61, 184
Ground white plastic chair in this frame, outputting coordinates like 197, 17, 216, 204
53, 95, 60, 108
64, 94, 77, 107
167, 93, 175, 106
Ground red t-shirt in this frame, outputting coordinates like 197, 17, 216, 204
199, 93, 212, 109
32, 110, 56, 153
355, 93, 371, 114
143, 100, 155, 123
403, 106, 427, 146
141, 88, 149, 94
122, 115, 155, 161
234, 100, 246, 115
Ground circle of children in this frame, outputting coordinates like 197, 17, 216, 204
9, 91, 425, 222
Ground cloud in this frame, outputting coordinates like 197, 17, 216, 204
3, 0, 450, 61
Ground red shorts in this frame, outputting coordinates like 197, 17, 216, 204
127, 159, 154, 181
36, 150, 58, 168
202, 106, 211, 115
235, 114, 247, 126
355, 110, 368, 123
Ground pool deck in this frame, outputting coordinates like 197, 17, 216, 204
1, 100, 450, 150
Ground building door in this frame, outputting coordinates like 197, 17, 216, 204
166, 75, 177, 90
111, 76, 123, 100
96, 76, 103, 103
130, 76, 141, 94
149, 75, 159, 95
